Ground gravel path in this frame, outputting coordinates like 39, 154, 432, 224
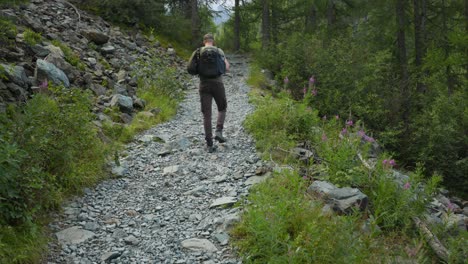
48, 55, 267, 263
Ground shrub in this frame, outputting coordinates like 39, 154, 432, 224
0, 85, 107, 225
51, 40, 86, 70
244, 91, 319, 160
232, 171, 388, 263
23, 28, 42, 46
0, 18, 16, 47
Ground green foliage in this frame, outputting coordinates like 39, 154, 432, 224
244, 91, 319, 160
23, 28, 42, 46
0, 223, 46, 263
0, 17, 17, 47
233, 171, 391, 263
239, 87, 442, 261
51, 40, 86, 70
102, 55, 181, 143
0, 86, 106, 226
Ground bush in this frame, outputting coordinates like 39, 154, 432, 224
0, 86, 107, 225
23, 28, 42, 46
244, 91, 319, 160
51, 40, 86, 70
0, 17, 16, 47
232, 171, 388, 263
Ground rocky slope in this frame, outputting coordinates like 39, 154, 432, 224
1, 0, 186, 123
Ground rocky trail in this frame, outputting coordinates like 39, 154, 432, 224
47, 55, 267, 264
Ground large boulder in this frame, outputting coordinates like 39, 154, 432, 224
307, 181, 368, 214
0, 64, 29, 87
35, 59, 70, 88
81, 30, 109, 45
110, 94, 133, 114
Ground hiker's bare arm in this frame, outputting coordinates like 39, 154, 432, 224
225, 58, 230, 72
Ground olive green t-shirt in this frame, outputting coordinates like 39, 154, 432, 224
188, 46, 226, 81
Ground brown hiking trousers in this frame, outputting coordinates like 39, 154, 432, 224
199, 77, 227, 144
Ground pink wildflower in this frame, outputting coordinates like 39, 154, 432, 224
309, 76, 315, 84
39, 80, 48, 88
321, 133, 328, 141
346, 120, 354, 126
358, 130, 365, 137
403, 182, 411, 190
382, 159, 388, 165
341, 128, 348, 135
303, 87, 307, 95
311, 89, 317, 96
389, 159, 396, 166
335, 115, 340, 120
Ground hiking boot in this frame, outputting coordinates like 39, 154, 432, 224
214, 130, 227, 143
207, 144, 218, 153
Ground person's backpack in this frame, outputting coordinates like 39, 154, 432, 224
198, 47, 226, 78
187, 48, 200, 75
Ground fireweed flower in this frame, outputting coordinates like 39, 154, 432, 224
39, 80, 48, 88
341, 128, 348, 135
303, 87, 307, 95
382, 159, 388, 165
321, 133, 328, 141
389, 159, 396, 166
311, 89, 317, 96
403, 182, 411, 190
346, 120, 354, 126
309, 76, 315, 84
358, 130, 365, 137
447, 202, 455, 211
364, 135, 375, 142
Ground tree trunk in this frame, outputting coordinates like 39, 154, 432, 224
414, 0, 426, 93
465, 0, 468, 80
234, 0, 241, 51
305, 3, 317, 34
441, 0, 454, 95
271, 2, 279, 44
327, 0, 336, 30
261, 0, 270, 48
396, 0, 410, 125
191, 0, 200, 48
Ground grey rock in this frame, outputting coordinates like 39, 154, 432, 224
82, 30, 110, 45
163, 165, 179, 175
56, 226, 95, 245
307, 181, 368, 214
31, 44, 50, 57
111, 166, 128, 177
110, 94, 133, 114
35, 59, 70, 88
6, 83, 27, 100
133, 98, 146, 110
89, 83, 106, 96
209, 197, 237, 208
138, 135, 155, 143
84, 222, 100, 231
100, 252, 121, 262
101, 45, 116, 54
113, 83, 128, 96
0, 64, 29, 87
181, 238, 217, 253
245, 175, 270, 186
120, 113, 133, 124
124, 235, 139, 245
213, 232, 229, 246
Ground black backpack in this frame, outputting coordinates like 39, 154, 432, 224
198, 47, 226, 78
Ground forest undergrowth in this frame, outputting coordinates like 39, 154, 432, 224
231, 65, 467, 263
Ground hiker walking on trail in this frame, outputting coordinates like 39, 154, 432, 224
187, 33, 230, 152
